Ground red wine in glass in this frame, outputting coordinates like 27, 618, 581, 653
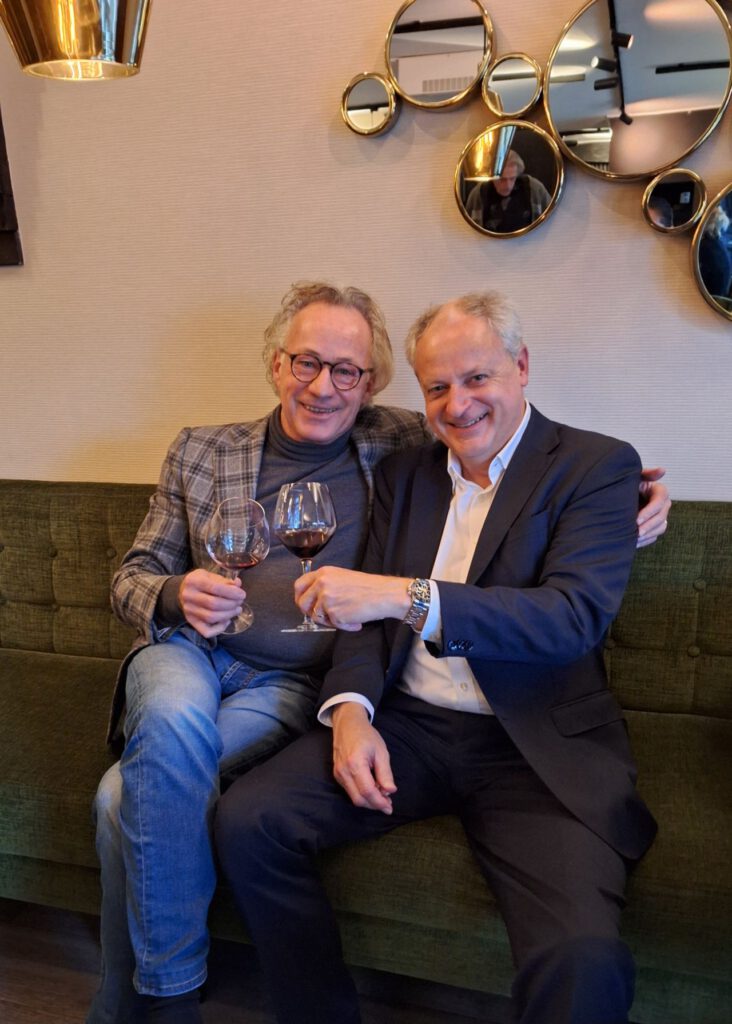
276, 528, 332, 560
204, 497, 270, 633
274, 482, 337, 632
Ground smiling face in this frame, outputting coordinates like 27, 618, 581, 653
271, 301, 375, 444
414, 304, 528, 487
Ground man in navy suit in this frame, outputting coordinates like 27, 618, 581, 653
215, 292, 658, 1024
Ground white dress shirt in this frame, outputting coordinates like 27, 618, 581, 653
320, 402, 531, 724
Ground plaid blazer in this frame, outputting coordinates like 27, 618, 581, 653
107, 405, 430, 739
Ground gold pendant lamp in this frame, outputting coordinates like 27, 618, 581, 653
0, 0, 152, 80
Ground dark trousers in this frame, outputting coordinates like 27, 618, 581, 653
214, 691, 635, 1024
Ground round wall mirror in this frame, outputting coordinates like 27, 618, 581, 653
385, 0, 493, 109
642, 168, 706, 234
545, 0, 732, 180
692, 183, 732, 320
482, 53, 543, 118
341, 73, 399, 136
455, 121, 564, 238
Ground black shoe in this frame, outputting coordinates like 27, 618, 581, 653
145, 989, 203, 1024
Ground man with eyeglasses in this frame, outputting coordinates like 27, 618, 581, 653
86, 281, 670, 1024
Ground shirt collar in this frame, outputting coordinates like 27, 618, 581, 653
447, 401, 532, 492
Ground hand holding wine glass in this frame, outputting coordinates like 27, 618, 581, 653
274, 481, 337, 632
204, 497, 270, 633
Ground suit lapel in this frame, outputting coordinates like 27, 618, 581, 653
466, 409, 559, 584
213, 418, 268, 506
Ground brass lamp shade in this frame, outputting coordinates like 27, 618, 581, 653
0, 0, 152, 80
463, 123, 516, 179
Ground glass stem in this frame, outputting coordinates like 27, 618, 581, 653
300, 559, 314, 626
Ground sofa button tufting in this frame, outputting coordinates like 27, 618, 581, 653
51, 603, 60, 613
604, 638, 616, 650
693, 578, 707, 591
48, 546, 58, 558
106, 547, 117, 559
687, 645, 701, 658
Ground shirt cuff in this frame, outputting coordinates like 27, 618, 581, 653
318, 693, 376, 726
419, 580, 442, 641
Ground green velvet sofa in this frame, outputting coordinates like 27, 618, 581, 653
0, 479, 730, 1023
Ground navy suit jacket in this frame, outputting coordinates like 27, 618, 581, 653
320, 406, 657, 860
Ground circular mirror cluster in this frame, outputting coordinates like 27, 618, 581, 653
341, 0, 732, 316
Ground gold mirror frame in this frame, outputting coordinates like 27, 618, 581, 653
691, 183, 732, 321
341, 73, 400, 136
544, 0, 732, 181
482, 53, 543, 119
642, 168, 707, 235
454, 121, 565, 239
385, 0, 494, 110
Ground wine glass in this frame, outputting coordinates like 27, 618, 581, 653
274, 481, 337, 632
204, 497, 270, 633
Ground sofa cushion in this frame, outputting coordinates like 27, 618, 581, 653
0, 648, 117, 867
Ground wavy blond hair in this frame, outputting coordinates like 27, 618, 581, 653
262, 281, 393, 396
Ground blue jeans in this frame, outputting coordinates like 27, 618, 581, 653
86, 631, 316, 1023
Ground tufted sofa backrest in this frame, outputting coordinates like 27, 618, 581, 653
1, 481, 731, 722
606, 501, 732, 720
0, 480, 153, 660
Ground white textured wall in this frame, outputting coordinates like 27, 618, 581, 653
1, 0, 731, 498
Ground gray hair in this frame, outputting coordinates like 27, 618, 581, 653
262, 281, 393, 396
504, 149, 525, 176
404, 292, 524, 366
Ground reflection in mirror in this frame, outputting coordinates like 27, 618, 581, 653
483, 53, 543, 118
341, 73, 399, 136
455, 121, 564, 238
642, 168, 706, 233
692, 183, 732, 320
545, 0, 732, 179
385, 0, 493, 109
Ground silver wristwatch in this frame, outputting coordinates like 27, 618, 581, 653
403, 578, 431, 632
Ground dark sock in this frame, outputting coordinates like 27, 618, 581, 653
145, 989, 203, 1024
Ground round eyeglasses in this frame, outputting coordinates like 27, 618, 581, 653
283, 351, 373, 392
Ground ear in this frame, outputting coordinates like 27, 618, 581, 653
271, 350, 284, 394
361, 371, 376, 403
516, 346, 529, 385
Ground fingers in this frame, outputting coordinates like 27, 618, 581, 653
332, 705, 395, 815
334, 758, 394, 814
372, 746, 397, 800
639, 466, 666, 482
636, 494, 671, 547
310, 603, 362, 632
636, 475, 671, 548
179, 569, 245, 637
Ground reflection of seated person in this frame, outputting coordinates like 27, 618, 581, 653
466, 150, 551, 233
647, 195, 673, 229
698, 206, 732, 298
